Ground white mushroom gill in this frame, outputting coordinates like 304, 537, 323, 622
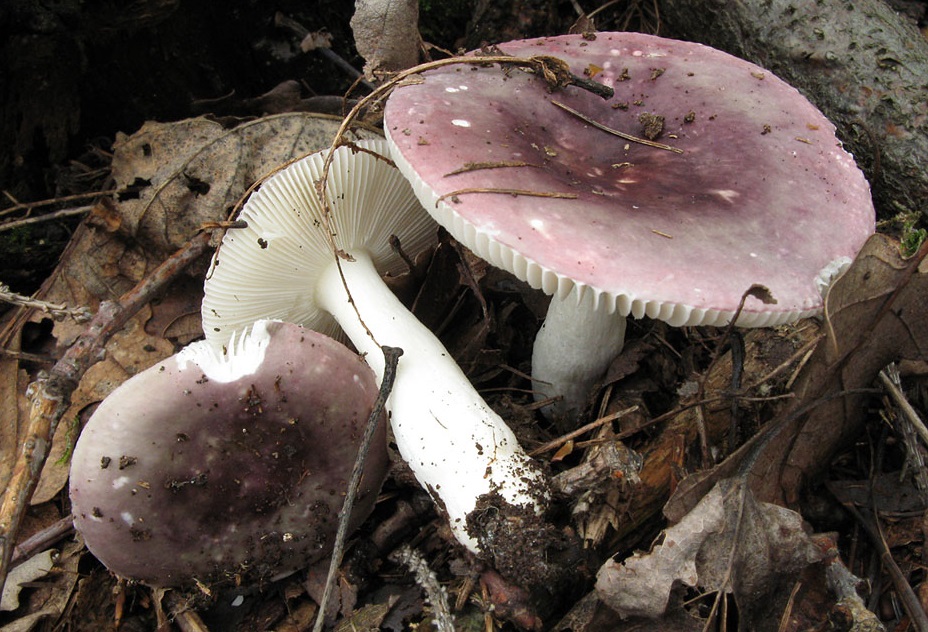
176, 319, 273, 383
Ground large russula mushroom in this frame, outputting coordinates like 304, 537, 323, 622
69, 320, 388, 588
200, 139, 549, 554
383, 32, 875, 421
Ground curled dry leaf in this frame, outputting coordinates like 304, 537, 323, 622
1, 549, 56, 611
596, 478, 821, 622
351, 0, 421, 76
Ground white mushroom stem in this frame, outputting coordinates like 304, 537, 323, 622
532, 286, 627, 422
316, 250, 548, 553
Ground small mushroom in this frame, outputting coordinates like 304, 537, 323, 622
69, 320, 388, 588
383, 32, 875, 423
200, 139, 549, 554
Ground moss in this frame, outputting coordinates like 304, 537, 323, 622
879, 210, 927, 257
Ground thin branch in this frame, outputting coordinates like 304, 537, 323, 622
0, 282, 93, 322
437, 188, 578, 205
550, 99, 684, 153
390, 545, 455, 632
880, 365, 928, 448
0, 189, 118, 218
0, 206, 94, 232
529, 405, 639, 457
444, 160, 542, 176
312, 345, 403, 632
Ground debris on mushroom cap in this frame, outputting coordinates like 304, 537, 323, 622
69, 320, 388, 588
384, 32, 875, 327
201, 138, 438, 345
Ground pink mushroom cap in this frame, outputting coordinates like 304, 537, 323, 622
384, 32, 875, 327
69, 321, 388, 588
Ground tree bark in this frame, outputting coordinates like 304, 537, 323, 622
658, 0, 928, 221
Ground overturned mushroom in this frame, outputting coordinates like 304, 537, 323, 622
69, 320, 388, 588
383, 32, 875, 423
200, 139, 549, 555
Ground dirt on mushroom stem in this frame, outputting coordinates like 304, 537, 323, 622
465, 490, 592, 609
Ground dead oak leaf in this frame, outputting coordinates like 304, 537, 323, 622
596, 478, 820, 621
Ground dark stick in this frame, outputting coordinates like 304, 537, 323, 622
312, 345, 403, 632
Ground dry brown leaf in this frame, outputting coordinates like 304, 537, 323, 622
666, 233, 928, 518
0, 357, 31, 499
1, 549, 55, 611
597, 479, 820, 622
351, 0, 421, 76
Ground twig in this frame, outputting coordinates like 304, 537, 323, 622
390, 544, 455, 632
273, 12, 375, 93
0, 206, 94, 232
696, 285, 774, 466
0, 189, 118, 218
880, 363, 928, 504
0, 282, 93, 322
843, 503, 927, 632
312, 346, 403, 632
163, 590, 212, 632
436, 188, 578, 205
0, 229, 214, 595
10, 516, 74, 566
529, 405, 638, 457
880, 364, 928, 448
550, 99, 684, 153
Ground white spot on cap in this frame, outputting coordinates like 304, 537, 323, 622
120, 511, 134, 526
713, 189, 740, 204
452, 119, 471, 128
112, 475, 130, 490
445, 87, 460, 93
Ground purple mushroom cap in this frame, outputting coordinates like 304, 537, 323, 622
69, 320, 388, 588
385, 32, 875, 326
